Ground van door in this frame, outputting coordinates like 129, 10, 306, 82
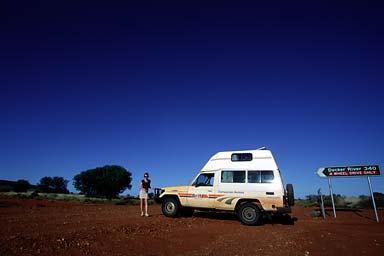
187, 172, 216, 208
246, 170, 278, 195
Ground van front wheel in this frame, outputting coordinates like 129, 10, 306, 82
238, 203, 261, 226
162, 197, 180, 217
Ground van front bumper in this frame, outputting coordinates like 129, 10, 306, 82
154, 188, 164, 203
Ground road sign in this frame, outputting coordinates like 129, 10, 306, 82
317, 165, 380, 178
316, 164, 381, 223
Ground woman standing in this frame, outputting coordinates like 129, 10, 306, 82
140, 172, 151, 217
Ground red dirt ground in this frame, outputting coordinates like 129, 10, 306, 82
1, 198, 383, 256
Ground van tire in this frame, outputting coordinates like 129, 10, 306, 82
238, 203, 261, 226
162, 197, 180, 217
287, 184, 294, 206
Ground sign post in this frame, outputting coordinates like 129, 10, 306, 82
317, 165, 381, 222
318, 188, 326, 219
327, 178, 337, 218
367, 176, 379, 223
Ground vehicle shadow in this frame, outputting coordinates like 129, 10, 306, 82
322, 208, 376, 221
323, 208, 362, 214
192, 211, 238, 222
191, 211, 297, 225
263, 214, 297, 225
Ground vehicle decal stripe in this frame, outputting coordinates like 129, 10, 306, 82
178, 193, 225, 199
210, 157, 231, 161
178, 193, 193, 197
217, 197, 230, 202
225, 197, 238, 204
209, 194, 225, 198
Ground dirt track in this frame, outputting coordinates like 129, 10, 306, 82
1, 198, 383, 256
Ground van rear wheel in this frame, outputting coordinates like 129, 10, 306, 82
238, 203, 261, 226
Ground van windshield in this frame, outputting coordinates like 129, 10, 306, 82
192, 173, 214, 186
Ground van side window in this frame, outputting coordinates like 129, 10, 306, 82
193, 173, 214, 186
221, 171, 245, 183
261, 171, 274, 183
248, 171, 261, 183
248, 171, 274, 183
231, 153, 252, 162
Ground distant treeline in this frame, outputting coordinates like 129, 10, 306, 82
0, 165, 132, 199
0, 177, 69, 194
296, 193, 384, 209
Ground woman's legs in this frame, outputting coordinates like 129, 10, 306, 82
140, 198, 144, 216
144, 198, 149, 216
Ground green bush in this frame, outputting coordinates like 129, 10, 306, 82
115, 198, 140, 205
37, 176, 69, 194
356, 193, 384, 209
13, 179, 31, 192
298, 193, 384, 210
73, 165, 132, 199
295, 195, 318, 207
310, 210, 322, 217
323, 194, 348, 208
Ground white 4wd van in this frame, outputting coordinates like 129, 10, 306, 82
155, 147, 294, 225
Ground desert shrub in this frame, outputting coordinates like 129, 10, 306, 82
310, 210, 322, 217
37, 176, 69, 194
13, 179, 31, 192
357, 193, 384, 209
28, 191, 40, 198
73, 165, 132, 199
298, 194, 349, 208
115, 198, 140, 205
295, 195, 318, 207
322, 194, 347, 208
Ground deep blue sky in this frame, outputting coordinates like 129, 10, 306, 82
1, 0, 383, 198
